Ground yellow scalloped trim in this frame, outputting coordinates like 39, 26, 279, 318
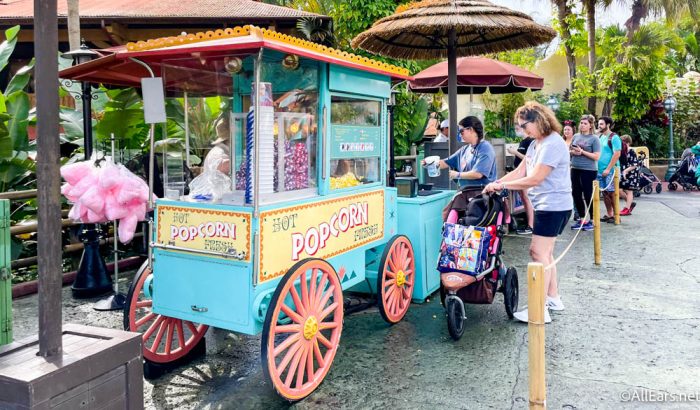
125, 25, 409, 77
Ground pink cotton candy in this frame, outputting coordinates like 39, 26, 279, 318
104, 194, 129, 220
116, 183, 142, 205
118, 214, 139, 243
67, 202, 82, 221
79, 186, 105, 213
60, 161, 93, 185
61, 183, 78, 202
99, 164, 122, 191
86, 208, 106, 223
68, 174, 97, 199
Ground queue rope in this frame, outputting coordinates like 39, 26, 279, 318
543, 170, 617, 271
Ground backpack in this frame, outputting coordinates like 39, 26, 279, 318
607, 133, 628, 165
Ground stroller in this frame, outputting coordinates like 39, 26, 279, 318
438, 186, 519, 341
635, 153, 663, 196
668, 153, 699, 191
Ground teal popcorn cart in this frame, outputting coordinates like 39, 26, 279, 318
61, 26, 452, 401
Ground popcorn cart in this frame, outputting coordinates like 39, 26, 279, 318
60, 26, 453, 401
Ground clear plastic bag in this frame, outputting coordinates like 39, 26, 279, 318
188, 169, 232, 201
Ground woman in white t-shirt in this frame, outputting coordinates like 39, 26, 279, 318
484, 101, 572, 324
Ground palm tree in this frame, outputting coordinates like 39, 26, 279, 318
582, 0, 613, 114
625, 0, 700, 40
282, 0, 338, 46
553, 0, 577, 92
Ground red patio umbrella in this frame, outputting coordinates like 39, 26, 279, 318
408, 56, 543, 95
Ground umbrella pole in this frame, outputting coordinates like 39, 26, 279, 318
448, 29, 458, 159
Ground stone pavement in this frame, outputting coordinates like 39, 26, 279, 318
11, 189, 700, 409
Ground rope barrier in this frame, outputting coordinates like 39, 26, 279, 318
543, 170, 617, 271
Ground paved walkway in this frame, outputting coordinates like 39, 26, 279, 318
12, 190, 700, 409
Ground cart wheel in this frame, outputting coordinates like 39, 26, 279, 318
643, 185, 652, 194
668, 182, 677, 191
377, 235, 415, 324
261, 258, 343, 401
503, 267, 519, 319
633, 190, 641, 198
656, 183, 663, 193
446, 299, 465, 341
124, 262, 208, 365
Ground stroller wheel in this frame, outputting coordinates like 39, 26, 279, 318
655, 183, 663, 194
633, 190, 641, 198
446, 298, 465, 341
683, 185, 691, 191
668, 182, 677, 191
504, 267, 519, 319
643, 185, 652, 195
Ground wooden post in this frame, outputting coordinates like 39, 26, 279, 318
528, 262, 546, 409
613, 167, 620, 225
35, 0, 63, 358
592, 181, 601, 265
0, 199, 11, 345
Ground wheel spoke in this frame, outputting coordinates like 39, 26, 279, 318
383, 284, 396, 300
284, 342, 305, 388
164, 320, 174, 354
306, 342, 314, 382
176, 320, 185, 349
277, 338, 303, 376
318, 322, 338, 331
405, 280, 414, 287
317, 284, 335, 312
314, 272, 328, 312
295, 341, 309, 389
150, 318, 168, 352
135, 300, 152, 308
318, 302, 339, 323
142, 315, 165, 341
289, 285, 306, 318
313, 339, 325, 368
299, 269, 309, 312
280, 303, 305, 324
274, 324, 302, 334
185, 321, 199, 337
387, 255, 398, 273
309, 268, 318, 309
317, 332, 333, 349
383, 279, 395, 289
402, 287, 411, 301
388, 289, 398, 314
134, 312, 156, 329
273, 332, 301, 357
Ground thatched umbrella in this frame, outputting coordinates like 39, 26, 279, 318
352, 0, 556, 154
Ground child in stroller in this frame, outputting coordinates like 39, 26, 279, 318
668, 149, 699, 191
438, 185, 519, 340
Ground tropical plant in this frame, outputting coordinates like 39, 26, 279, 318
0, 25, 36, 193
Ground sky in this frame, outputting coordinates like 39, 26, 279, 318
491, 0, 635, 28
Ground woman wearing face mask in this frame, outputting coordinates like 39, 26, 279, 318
422, 116, 497, 187
507, 124, 535, 234
569, 114, 600, 230
484, 101, 572, 324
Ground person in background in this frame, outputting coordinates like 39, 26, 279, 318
424, 112, 439, 138
424, 116, 497, 187
569, 114, 601, 230
484, 101, 572, 324
433, 119, 450, 143
507, 124, 535, 235
597, 116, 621, 222
562, 120, 575, 147
203, 115, 231, 174
619, 134, 639, 215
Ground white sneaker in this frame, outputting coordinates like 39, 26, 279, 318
513, 307, 552, 324
546, 296, 565, 311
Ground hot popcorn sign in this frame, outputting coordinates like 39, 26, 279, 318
258, 190, 384, 282
156, 206, 251, 260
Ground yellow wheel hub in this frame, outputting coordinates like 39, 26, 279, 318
395, 270, 406, 287
303, 316, 318, 340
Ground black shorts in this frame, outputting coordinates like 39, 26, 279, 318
533, 210, 572, 237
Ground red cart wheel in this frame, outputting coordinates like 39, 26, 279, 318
261, 258, 343, 401
124, 262, 208, 364
377, 235, 415, 324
